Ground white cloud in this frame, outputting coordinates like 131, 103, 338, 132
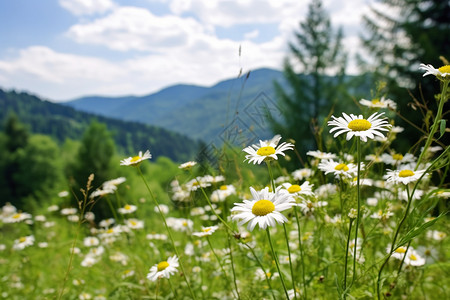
244, 29, 259, 39
67, 6, 211, 51
59, 0, 116, 16
169, 0, 308, 27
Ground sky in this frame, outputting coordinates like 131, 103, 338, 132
0, 0, 375, 102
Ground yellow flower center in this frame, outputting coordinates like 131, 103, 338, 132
107, 229, 114, 234
398, 170, 414, 177
12, 213, 21, 219
347, 119, 372, 131
335, 163, 349, 171
409, 254, 417, 261
392, 154, 403, 161
307, 202, 313, 209
220, 185, 228, 190
371, 99, 380, 105
157, 261, 169, 271
438, 65, 450, 74
395, 247, 406, 254
130, 156, 141, 163
202, 228, 211, 232
124, 205, 131, 210
287, 184, 301, 193
256, 146, 276, 156
130, 220, 137, 226
252, 200, 275, 216
19, 237, 27, 243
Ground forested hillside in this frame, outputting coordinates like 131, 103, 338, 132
0, 89, 200, 162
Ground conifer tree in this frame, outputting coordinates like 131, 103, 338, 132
360, 0, 450, 151
270, 0, 347, 160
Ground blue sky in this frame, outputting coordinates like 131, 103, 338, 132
0, 0, 374, 102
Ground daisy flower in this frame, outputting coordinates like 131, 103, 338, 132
328, 112, 391, 142
192, 225, 219, 237
120, 150, 151, 166
3, 212, 32, 223
384, 168, 427, 185
296, 199, 328, 215
359, 96, 397, 110
13, 235, 35, 250
306, 150, 337, 160
291, 168, 313, 181
118, 204, 137, 214
178, 161, 197, 170
381, 152, 416, 166
125, 218, 144, 230
282, 182, 315, 199
231, 186, 295, 231
83, 237, 100, 247
210, 185, 236, 202
419, 63, 450, 80
318, 159, 359, 179
243, 135, 294, 164
147, 255, 179, 281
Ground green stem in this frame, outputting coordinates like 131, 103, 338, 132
377, 185, 412, 300
416, 80, 449, 169
206, 236, 235, 297
283, 223, 297, 299
244, 242, 277, 300
351, 138, 362, 287
294, 206, 308, 299
137, 167, 197, 300
227, 234, 241, 300
343, 218, 354, 299
266, 228, 290, 300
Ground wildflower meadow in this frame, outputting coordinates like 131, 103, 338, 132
1, 64, 449, 299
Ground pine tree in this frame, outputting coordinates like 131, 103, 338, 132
361, 0, 450, 150
270, 0, 347, 160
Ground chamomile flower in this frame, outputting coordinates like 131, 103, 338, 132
282, 182, 315, 199
318, 159, 359, 179
306, 150, 337, 160
192, 225, 219, 237
291, 168, 313, 181
125, 218, 144, 230
147, 255, 179, 281
328, 112, 391, 142
419, 63, 450, 80
359, 97, 397, 110
384, 168, 427, 185
120, 150, 151, 166
381, 152, 416, 166
13, 235, 35, 250
243, 135, 294, 164
118, 204, 137, 214
178, 161, 197, 170
231, 186, 295, 231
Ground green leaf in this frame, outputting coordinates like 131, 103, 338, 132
397, 212, 446, 247
439, 119, 446, 139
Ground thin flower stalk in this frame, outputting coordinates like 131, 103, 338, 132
266, 227, 290, 300
137, 167, 197, 300
342, 218, 354, 299
416, 80, 449, 169
294, 206, 308, 300
267, 161, 297, 299
351, 138, 362, 286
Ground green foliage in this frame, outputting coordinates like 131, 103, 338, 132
0, 88, 200, 162
360, 0, 450, 152
270, 0, 348, 160
0, 116, 63, 210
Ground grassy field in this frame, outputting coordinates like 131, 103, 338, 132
1, 71, 449, 300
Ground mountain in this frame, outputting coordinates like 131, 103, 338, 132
65, 68, 288, 145
0, 89, 200, 162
